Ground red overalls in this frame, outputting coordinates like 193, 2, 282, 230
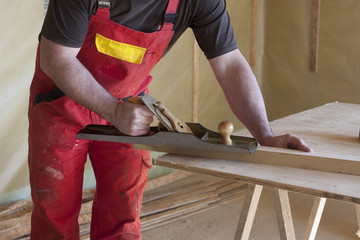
28, 0, 179, 239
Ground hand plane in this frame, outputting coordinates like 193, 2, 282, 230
76, 94, 258, 160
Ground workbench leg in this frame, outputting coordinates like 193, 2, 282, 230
355, 204, 360, 238
234, 184, 263, 240
273, 189, 296, 240
303, 197, 326, 240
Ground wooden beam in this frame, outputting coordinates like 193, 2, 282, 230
141, 179, 247, 231
231, 102, 360, 176
234, 184, 263, 240
154, 144, 360, 177
273, 189, 296, 240
192, 37, 200, 123
154, 154, 360, 204
155, 102, 360, 177
310, 0, 321, 72
250, 0, 258, 67
303, 197, 326, 240
355, 204, 360, 238
144, 170, 193, 192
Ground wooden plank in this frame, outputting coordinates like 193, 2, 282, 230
79, 222, 90, 238
81, 188, 95, 203
259, 103, 360, 156
216, 181, 246, 195
192, 37, 200, 123
143, 180, 207, 204
141, 197, 221, 227
355, 204, 360, 238
144, 170, 193, 192
310, 0, 321, 72
141, 201, 210, 230
0, 199, 32, 221
250, 0, 258, 67
273, 189, 296, 240
154, 154, 360, 204
141, 179, 247, 231
141, 190, 247, 232
234, 184, 263, 240
156, 102, 360, 176
142, 190, 218, 216
0, 212, 31, 239
234, 103, 360, 176
196, 145, 360, 176
159, 103, 360, 176
142, 181, 243, 217
303, 197, 326, 240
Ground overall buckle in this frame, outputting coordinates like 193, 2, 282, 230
164, 13, 177, 24
98, 0, 111, 8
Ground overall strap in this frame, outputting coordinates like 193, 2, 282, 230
97, 0, 111, 18
161, 0, 180, 31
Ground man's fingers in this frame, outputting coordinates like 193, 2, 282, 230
138, 105, 154, 117
287, 134, 313, 152
261, 134, 312, 152
296, 140, 312, 152
112, 101, 154, 136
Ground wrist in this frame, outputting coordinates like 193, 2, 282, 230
101, 99, 121, 124
256, 132, 274, 146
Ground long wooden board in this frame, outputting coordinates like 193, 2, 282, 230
206, 102, 360, 175
154, 102, 360, 203
154, 155, 360, 204
232, 102, 360, 175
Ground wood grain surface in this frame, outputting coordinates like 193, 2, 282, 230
154, 102, 360, 203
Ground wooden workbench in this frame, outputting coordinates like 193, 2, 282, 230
153, 102, 360, 240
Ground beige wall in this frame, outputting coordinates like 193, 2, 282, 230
0, 0, 43, 204
261, 0, 360, 120
1, 0, 359, 205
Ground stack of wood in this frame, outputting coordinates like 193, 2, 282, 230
0, 173, 247, 240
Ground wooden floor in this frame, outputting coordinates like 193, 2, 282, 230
1, 173, 359, 239
0, 173, 247, 240
142, 181, 359, 240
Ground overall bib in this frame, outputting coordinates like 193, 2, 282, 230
28, 0, 179, 239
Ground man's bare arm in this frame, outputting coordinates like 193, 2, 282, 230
39, 36, 153, 136
209, 49, 312, 152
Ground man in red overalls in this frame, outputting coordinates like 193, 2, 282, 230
28, 0, 311, 239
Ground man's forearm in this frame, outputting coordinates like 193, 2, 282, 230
209, 50, 274, 144
209, 49, 312, 152
40, 36, 119, 123
39, 36, 154, 136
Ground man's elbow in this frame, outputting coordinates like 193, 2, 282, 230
39, 53, 51, 76
38, 35, 80, 77
39, 37, 57, 76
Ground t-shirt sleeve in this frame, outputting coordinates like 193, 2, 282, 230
191, 0, 238, 59
41, 0, 92, 48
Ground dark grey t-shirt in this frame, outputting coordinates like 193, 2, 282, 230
41, 0, 238, 59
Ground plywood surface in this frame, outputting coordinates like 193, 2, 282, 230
255, 102, 360, 157
154, 155, 360, 203
154, 102, 360, 203
231, 102, 360, 175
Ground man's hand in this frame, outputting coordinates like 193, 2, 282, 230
260, 134, 312, 152
111, 101, 154, 136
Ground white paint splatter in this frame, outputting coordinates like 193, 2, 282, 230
45, 166, 64, 180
